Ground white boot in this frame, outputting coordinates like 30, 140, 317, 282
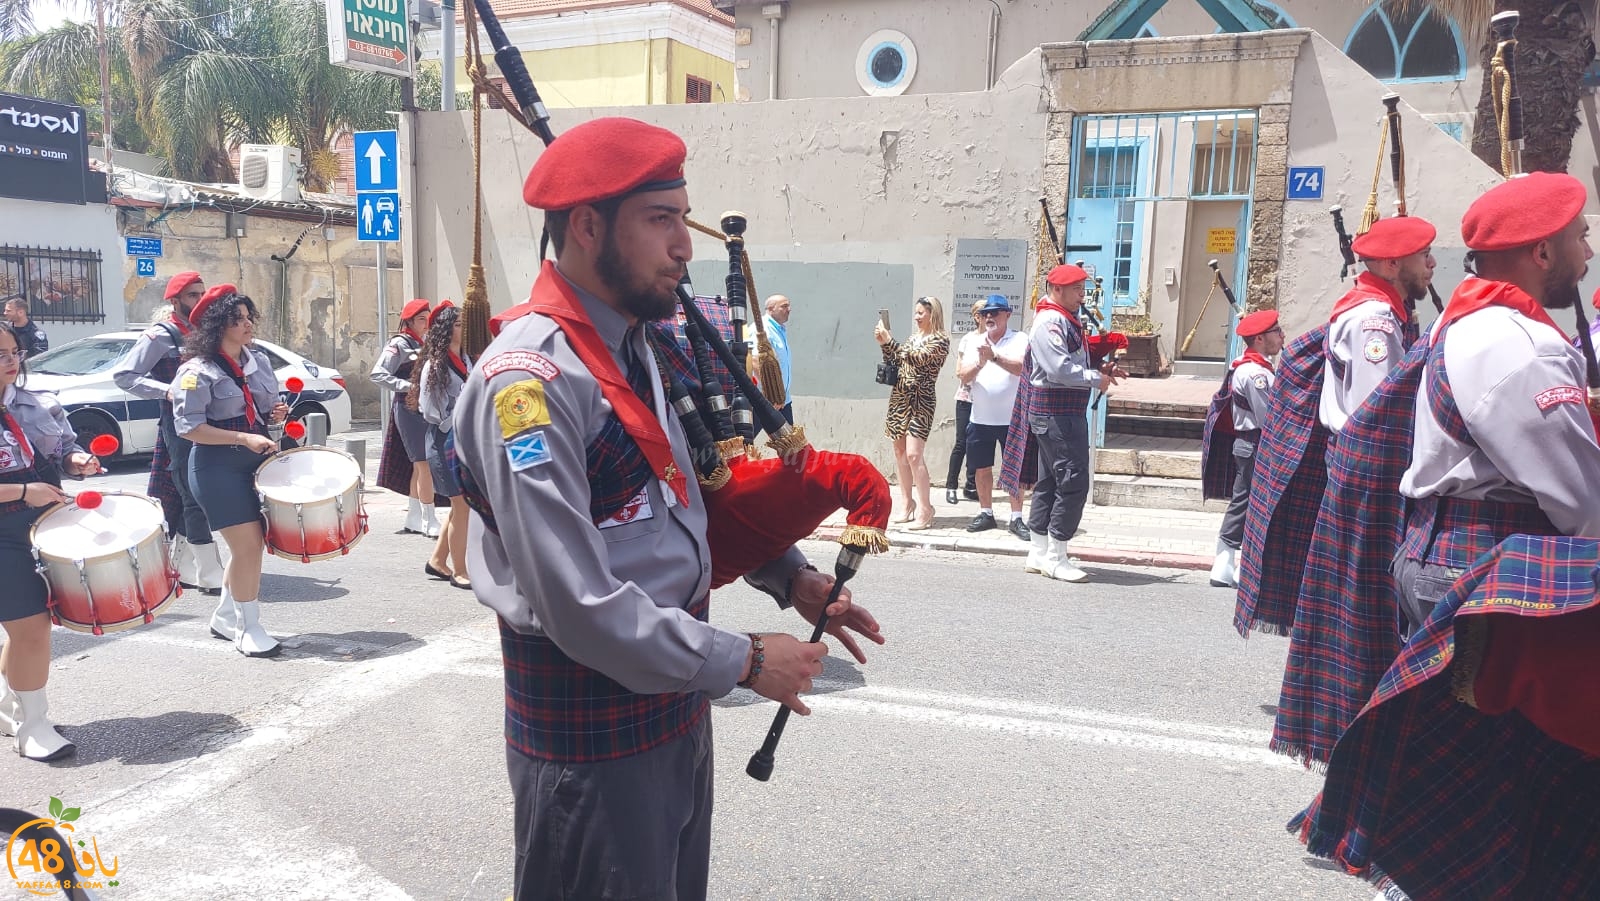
13, 688, 74, 761
0, 677, 17, 737
208, 588, 239, 641
422, 506, 441, 538
1024, 531, 1049, 575
172, 534, 198, 587
193, 540, 225, 594
404, 497, 424, 534
1045, 536, 1088, 583
233, 600, 281, 658
1209, 540, 1239, 588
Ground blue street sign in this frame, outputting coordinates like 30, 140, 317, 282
135, 257, 156, 277
354, 130, 399, 192
1287, 166, 1325, 201
125, 236, 163, 257
357, 192, 401, 243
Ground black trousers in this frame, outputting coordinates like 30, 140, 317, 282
1027, 413, 1090, 541
1391, 554, 1464, 640
1218, 435, 1257, 550
159, 408, 213, 544
945, 399, 977, 490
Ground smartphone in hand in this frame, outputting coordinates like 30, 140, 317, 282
878, 309, 891, 331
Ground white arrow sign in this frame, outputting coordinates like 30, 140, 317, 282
364, 140, 388, 185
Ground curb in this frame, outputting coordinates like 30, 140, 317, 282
809, 526, 1212, 572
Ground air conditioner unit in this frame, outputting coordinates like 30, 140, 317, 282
238, 144, 302, 203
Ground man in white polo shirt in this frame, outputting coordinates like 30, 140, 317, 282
961, 294, 1030, 541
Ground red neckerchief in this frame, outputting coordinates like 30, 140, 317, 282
216, 352, 258, 426
167, 312, 192, 336
1431, 277, 1563, 345
1330, 271, 1410, 325
1036, 299, 1083, 333
447, 351, 469, 380
402, 327, 422, 345
1232, 349, 1273, 371
524, 261, 689, 507
0, 392, 34, 468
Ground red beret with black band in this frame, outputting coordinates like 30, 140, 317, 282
523, 117, 688, 211
400, 298, 431, 322
1046, 264, 1089, 286
1352, 216, 1436, 260
188, 283, 239, 327
1461, 172, 1588, 252
164, 271, 203, 300
1236, 309, 1279, 338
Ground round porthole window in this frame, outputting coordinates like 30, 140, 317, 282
856, 29, 917, 96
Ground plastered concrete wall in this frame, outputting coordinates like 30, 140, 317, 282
0, 196, 127, 346
117, 208, 400, 418
406, 61, 1049, 469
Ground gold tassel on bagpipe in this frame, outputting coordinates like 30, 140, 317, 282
684, 217, 789, 409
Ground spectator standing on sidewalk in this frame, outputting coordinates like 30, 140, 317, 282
763, 295, 794, 424
945, 300, 985, 505
959, 294, 1029, 541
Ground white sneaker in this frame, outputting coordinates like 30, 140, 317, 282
13, 688, 74, 761
233, 601, 281, 658
1024, 531, 1049, 575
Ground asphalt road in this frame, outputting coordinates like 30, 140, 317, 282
0, 458, 1371, 900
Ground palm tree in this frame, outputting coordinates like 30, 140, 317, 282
1372, 0, 1596, 174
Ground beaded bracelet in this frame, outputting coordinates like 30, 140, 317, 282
738, 633, 765, 688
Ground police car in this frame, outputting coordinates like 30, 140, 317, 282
24, 331, 353, 458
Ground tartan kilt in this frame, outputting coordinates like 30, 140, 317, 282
997, 360, 1037, 496
376, 413, 413, 497
1200, 373, 1236, 501
146, 425, 183, 533
1271, 343, 1427, 766
1234, 326, 1330, 638
1301, 534, 1600, 901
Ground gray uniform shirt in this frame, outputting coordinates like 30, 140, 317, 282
455, 270, 806, 698
1400, 303, 1600, 537
1320, 298, 1407, 433
1230, 359, 1274, 432
0, 385, 82, 474
417, 357, 470, 432
170, 349, 278, 435
370, 334, 420, 394
1028, 308, 1097, 391
112, 321, 184, 401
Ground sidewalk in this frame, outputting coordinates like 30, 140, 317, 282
812, 484, 1222, 571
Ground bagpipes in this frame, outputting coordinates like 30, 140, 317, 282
1036, 198, 1129, 376
462, 0, 892, 782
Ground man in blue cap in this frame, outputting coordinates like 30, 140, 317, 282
958, 293, 1030, 539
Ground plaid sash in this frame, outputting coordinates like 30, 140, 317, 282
997, 350, 1039, 496
1234, 326, 1331, 637
1270, 342, 1428, 765
1201, 366, 1237, 501
1302, 534, 1600, 900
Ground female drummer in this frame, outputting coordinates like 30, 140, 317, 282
410, 302, 471, 589
0, 321, 103, 761
171, 285, 287, 659
371, 299, 440, 537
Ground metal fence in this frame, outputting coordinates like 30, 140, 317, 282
0, 245, 105, 324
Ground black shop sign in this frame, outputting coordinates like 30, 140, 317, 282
0, 92, 91, 205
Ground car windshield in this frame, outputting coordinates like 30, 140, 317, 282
28, 338, 133, 376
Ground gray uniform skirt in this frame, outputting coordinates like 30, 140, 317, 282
393, 400, 429, 463
425, 426, 461, 498
189, 444, 270, 530
0, 506, 49, 622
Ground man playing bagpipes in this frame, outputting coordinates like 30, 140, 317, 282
1203, 310, 1284, 588
449, 117, 887, 901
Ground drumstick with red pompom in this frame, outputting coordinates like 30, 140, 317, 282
63, 434, 119, 480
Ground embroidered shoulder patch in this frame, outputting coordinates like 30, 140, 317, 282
505, 430, 552, 471
1252, 374, 1269, 390
1362, 336, 1389, 363
495, 379, 550, 438
483, 350, 560, 381
1361, 315, 1397, 335
179, 372, 199, 390
1535, 385, 1586, 411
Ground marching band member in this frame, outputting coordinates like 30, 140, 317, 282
0, 321, 102, 761
412, 301, 471, 589
113, 271, 225, 599
372, 299, 441, 538
170, 286, 288, 658
1209, 310, 1283, 587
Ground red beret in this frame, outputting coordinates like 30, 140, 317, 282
523, 117, 688, 211
1352, 216, 1435, 260
1046, 264, 1089, 286
164, 271, 202, 300
1462, 172, 1588, 252
400, 298, 431, 321
426, 300, 455, 329
1236, 309, 1279, 338
189, 283, 238, 327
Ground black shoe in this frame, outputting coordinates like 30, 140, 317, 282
965, 512, 997, 533
1008, 519, 1031, 542
945, 489, 958, 505
963, 488, 980, 501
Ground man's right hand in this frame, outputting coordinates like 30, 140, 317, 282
747, 632, 828, 715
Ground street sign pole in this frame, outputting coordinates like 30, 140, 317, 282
376, 245, 389, 435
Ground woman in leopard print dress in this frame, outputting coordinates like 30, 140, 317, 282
875, 296, 950, 530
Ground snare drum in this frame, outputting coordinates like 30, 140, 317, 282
255, 446, 368, 563
31, 492, 179, 635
